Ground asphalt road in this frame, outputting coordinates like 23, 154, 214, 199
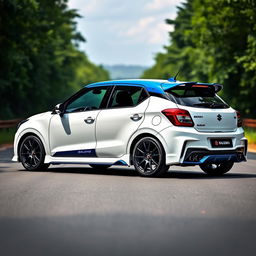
0, 148, 256, 256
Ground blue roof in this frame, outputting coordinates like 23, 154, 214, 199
86, 79, 223, 93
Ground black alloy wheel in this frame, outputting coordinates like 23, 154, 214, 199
19, 135, 49, 171
200, 162, 234, 176
133, 137, 169, 177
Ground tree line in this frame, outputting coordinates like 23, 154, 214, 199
143, 0, 256, 117
0, 0, 109, 119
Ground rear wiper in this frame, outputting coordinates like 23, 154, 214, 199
193, 102, 228, 108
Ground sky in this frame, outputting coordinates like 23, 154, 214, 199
68, 0, 183, 66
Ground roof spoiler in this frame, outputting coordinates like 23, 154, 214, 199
162, 82, 223, 93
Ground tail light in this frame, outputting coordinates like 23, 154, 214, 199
236, 111, 242, 127
162, 108, 194, 127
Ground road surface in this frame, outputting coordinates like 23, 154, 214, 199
0, 148, 256, 256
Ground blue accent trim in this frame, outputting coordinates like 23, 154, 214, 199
85, 79, 223, 95
113, 160, 128, 166
87, 80, 164, 94
51, 162, 110, 165
183, 154, 246, 165
50, 160, 128, 166
168, 77, 176, 82
53, 149, 97, 158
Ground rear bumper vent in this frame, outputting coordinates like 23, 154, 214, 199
182, 148, 246, 165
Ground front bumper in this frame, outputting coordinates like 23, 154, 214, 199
156, 126, 247, 165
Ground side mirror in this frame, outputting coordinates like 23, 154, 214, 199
52, 103, 64, 116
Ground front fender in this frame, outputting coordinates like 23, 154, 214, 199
13, 112, 52, 161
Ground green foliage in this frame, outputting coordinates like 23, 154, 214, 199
142, 0, 256, 117
244, 128, 256, 144
0, 128, 16, 144
0, 0, 109, 119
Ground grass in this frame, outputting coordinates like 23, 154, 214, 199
0, 128, 16, 145
244, 128, 256, 144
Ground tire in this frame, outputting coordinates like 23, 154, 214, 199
132, 137, 169, 177
19, 135, 49, 171
200, 162, 234, 176
89, 164, 111, 170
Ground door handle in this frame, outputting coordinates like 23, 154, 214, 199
130, 114, 142, 122
84, 117, 95, 124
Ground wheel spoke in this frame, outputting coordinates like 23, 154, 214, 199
138, 159, 145, 166
135, 156, 144, 159
34, 144, 40, 151
24, 144, 30, 151
151, 147, 157, 153
147, 141, 151, 152
32, 157, 37, 166
149, 160, 153, 172
20, 137, 44, 169
151, 158, 158, 167
28, 140, 32, 148
134, 139, 163, 175
143, 141, 147, 151
34, 155, 40, 162
143, 161, 149, 172
31, 139, 35, 148
137, 148, 144, 154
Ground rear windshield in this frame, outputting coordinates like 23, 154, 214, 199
165, 86, 229, 109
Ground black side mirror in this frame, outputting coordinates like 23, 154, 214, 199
52, 103, 65, 116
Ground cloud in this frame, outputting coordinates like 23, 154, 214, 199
121, 12, 175, 45
125, 17, 155, 37
68, 0, 182, 65
146, 0, 181, 11
69, 0, 131, 20
148, 22, 173, 44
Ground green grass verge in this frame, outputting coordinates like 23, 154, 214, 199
244, 128, 256, 144
0, 128, 16, 145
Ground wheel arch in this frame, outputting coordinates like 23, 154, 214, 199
17, 130, 47, 162
128, 132, 166, 165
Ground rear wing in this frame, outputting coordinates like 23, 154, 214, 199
161, 82, 223, 93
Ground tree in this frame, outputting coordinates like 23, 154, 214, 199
0, 0, 109, 119
142, 0, 256, 117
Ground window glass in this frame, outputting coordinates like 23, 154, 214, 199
66, 87, 108, 113
109, 86, 147, 108
165, 87, 229, 109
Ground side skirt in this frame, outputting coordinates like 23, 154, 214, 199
44, 154, 130, 166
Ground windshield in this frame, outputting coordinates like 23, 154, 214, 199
165, 86, 229, 109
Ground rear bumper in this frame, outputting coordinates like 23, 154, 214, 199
156, 126, 247, 165
182, 149, 246, 165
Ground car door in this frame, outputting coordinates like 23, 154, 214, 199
49, 86, 109, 157
95, 85, 149, 158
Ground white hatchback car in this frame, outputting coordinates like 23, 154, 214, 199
13, 79, 247, 177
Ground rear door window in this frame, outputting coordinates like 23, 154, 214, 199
108, 86, 148, 108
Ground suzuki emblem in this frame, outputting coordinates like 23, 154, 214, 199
217, 114, 222, 121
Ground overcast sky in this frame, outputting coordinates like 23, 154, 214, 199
68, 0, 182, 66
